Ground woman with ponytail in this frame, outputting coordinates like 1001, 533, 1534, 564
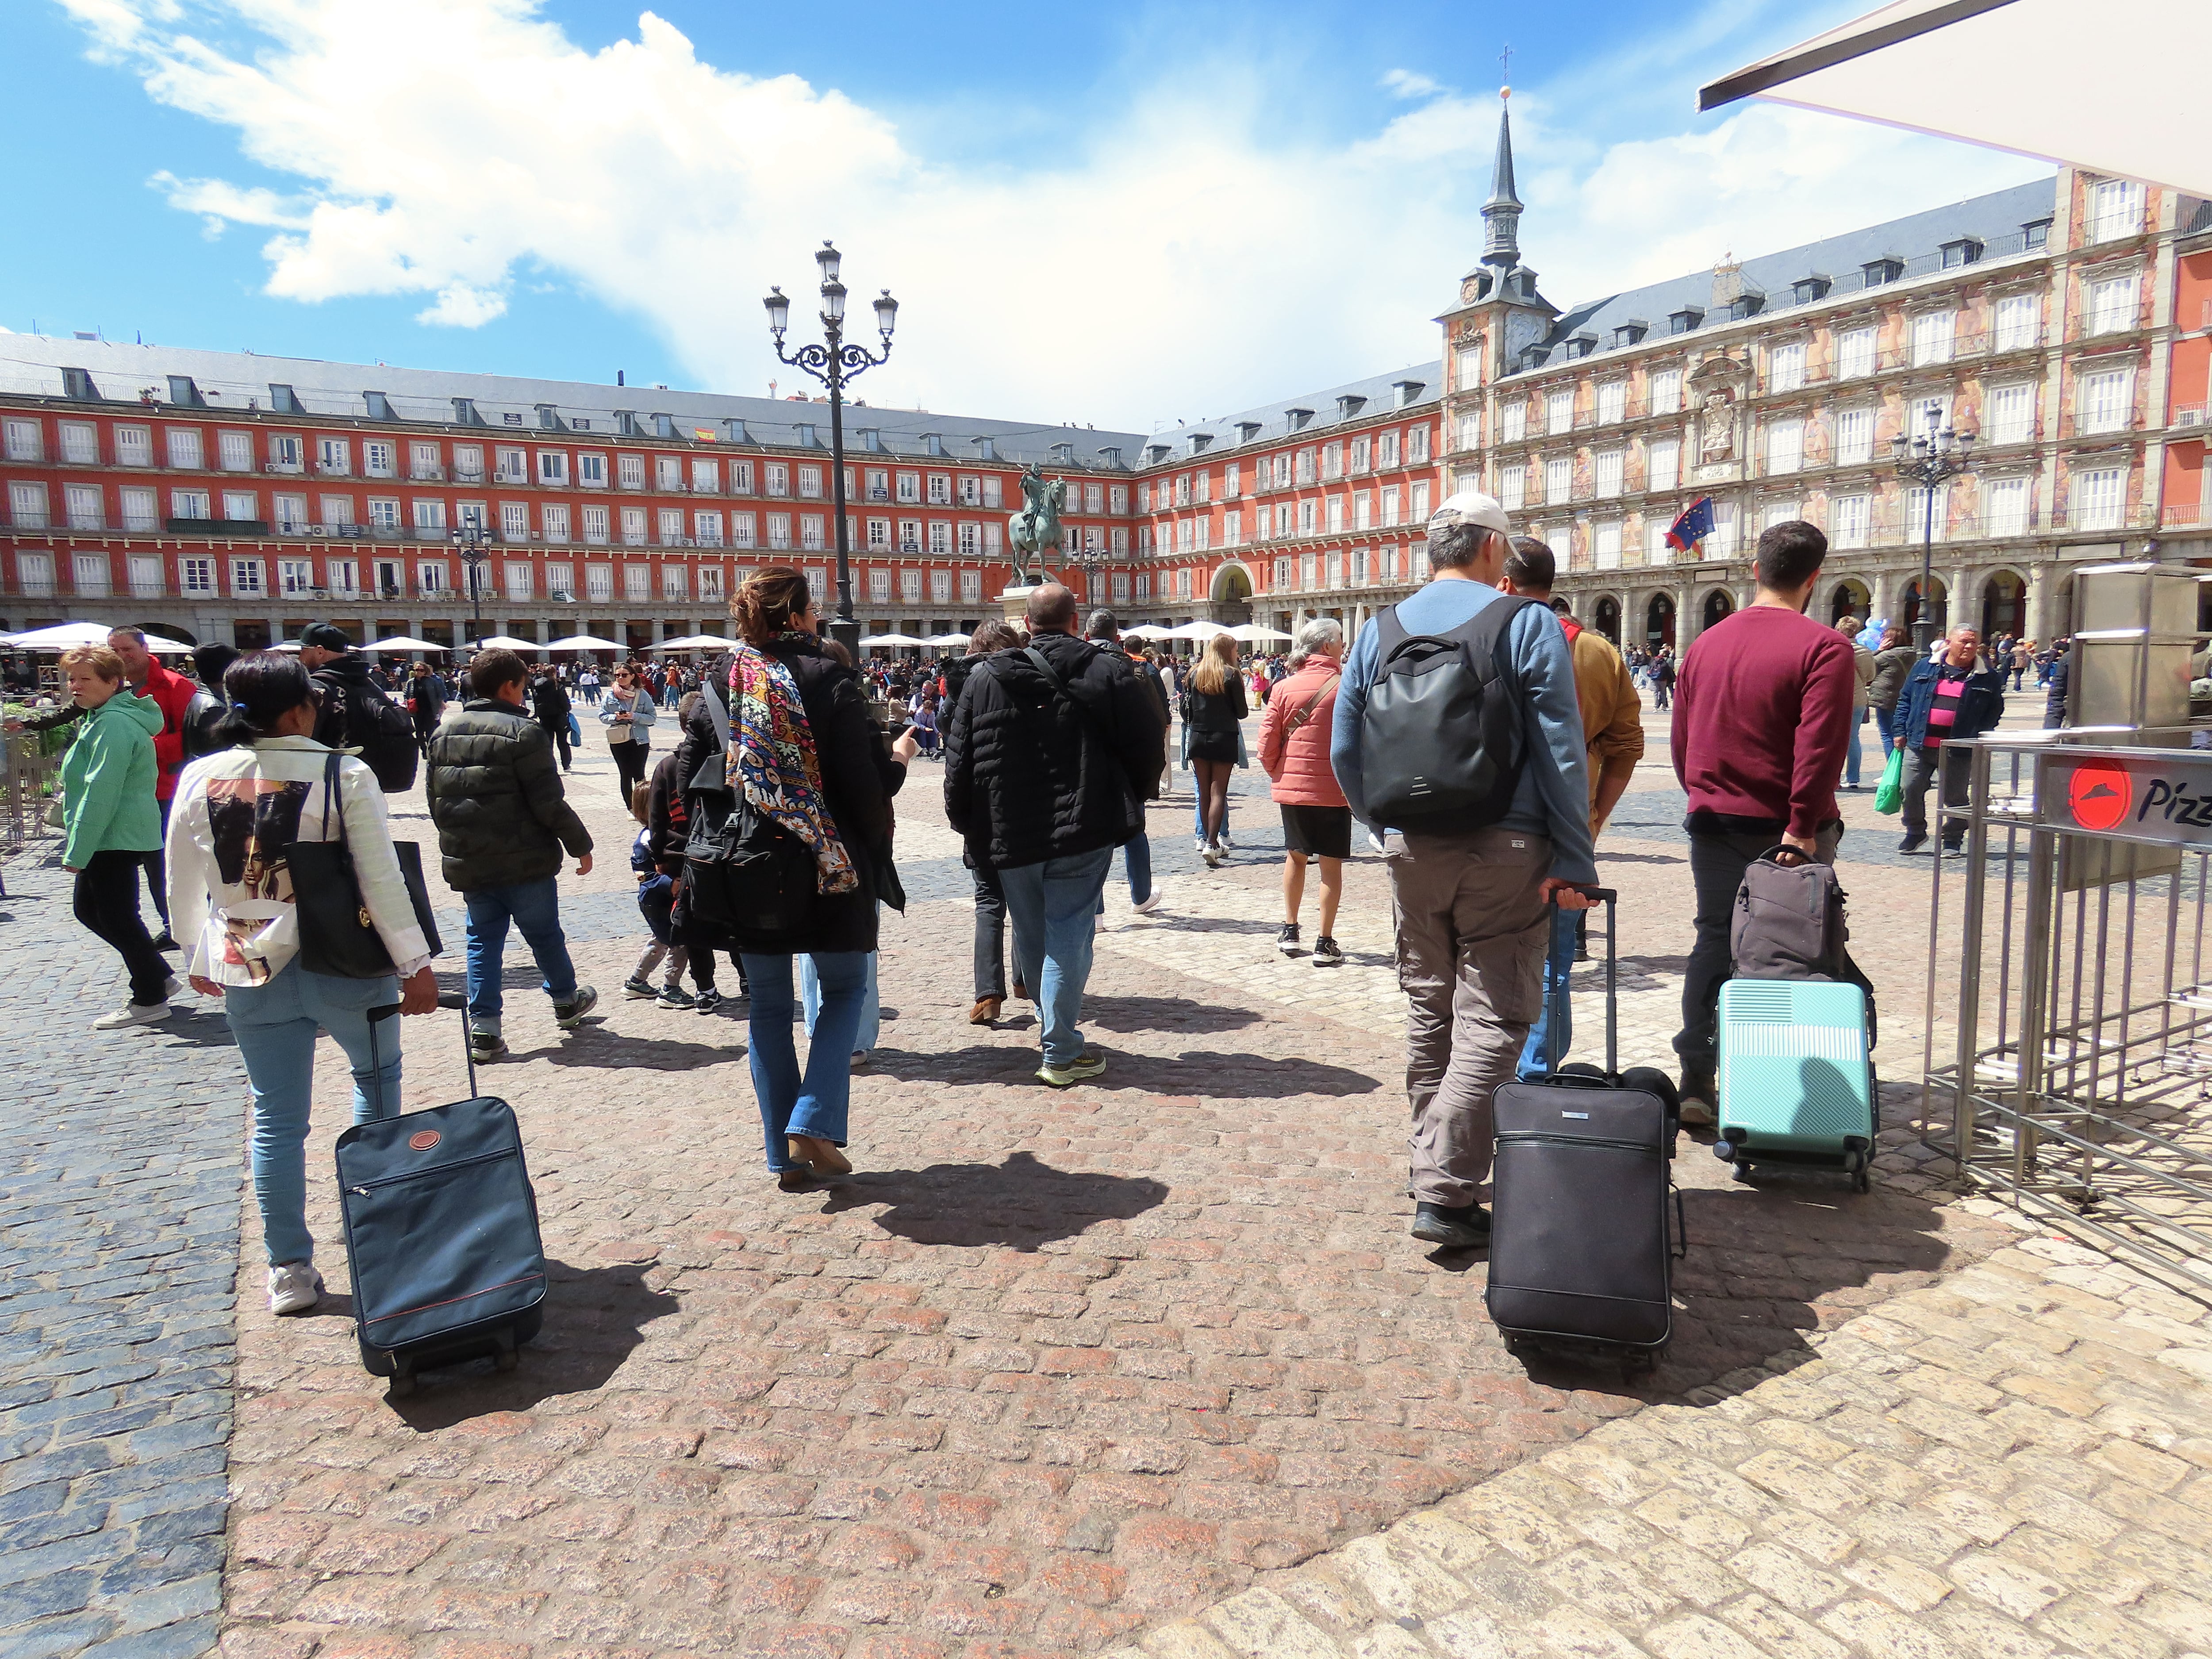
166, 652, 438, 1317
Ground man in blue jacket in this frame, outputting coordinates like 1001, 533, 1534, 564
1893, 625, 2006, 856
1331, 491, 1596, 1251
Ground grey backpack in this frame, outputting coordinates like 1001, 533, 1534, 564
1730, 848, 1849, 981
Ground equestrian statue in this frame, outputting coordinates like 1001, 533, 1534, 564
1006, 465, 1065, 587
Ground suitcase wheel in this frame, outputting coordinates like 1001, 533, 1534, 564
1712, 1138, 1738, 1163
495, 1347, 519, 1373
1731, 1159, 1755, 1183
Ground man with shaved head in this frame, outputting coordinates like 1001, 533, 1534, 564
944, 583, 1167, 1087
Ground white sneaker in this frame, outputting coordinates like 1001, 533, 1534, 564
159, 974, 184, 1002
92, 1001, 170, 1032
267, 1261, 324, 1315
1133, 889, 1163, 914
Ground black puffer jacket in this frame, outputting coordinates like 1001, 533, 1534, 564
672, 640, 906, 955
424, 699, 593, 891
943, 630, 1168, 870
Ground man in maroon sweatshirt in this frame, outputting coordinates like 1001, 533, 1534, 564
1671, 521, 1855, 1119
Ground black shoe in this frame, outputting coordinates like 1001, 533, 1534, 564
1898, 832, 1928, 854
1940, 839, 1966, 859
150, 932, 180, 952
1276, 922, 1301, 956
1411, 1202, 1490, 1250
1312, 935, 1344, 967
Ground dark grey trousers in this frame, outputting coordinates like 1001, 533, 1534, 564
1675, 823, 1842, 1079
972, 863, 1007, 1000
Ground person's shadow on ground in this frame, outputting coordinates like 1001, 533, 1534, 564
821, 1149, 1169, 1250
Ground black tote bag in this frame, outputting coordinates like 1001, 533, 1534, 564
292, 753, 443, 979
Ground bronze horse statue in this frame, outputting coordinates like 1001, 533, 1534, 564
1006, 465, 1064, 587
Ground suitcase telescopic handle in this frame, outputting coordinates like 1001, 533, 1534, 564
366, 1003, 402, 1119
1553, 885, 1619, 1076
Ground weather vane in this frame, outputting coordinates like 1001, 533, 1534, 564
1499, 43, 1512, 92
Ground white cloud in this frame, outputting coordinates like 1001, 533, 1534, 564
1382, 68, 1443, 100
61, 0, 2051, 430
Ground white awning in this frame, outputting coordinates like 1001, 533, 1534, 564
653, 634, 737, 651
542, 634, 625, 653
3, 622, 121, 649
363, 635, 445, 653
469, 635, 543, 652
858, 633, 928, 648
1700, 0, 2210, 197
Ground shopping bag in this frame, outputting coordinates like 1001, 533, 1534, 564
1873, 744, 1905, 814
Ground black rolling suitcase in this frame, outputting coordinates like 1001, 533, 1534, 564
1485, 889, 1686, 1373
334, 1006, 548, 1394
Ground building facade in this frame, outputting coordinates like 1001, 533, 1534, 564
4, 113, 2209, 657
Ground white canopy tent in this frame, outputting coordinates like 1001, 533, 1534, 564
1160, 621, 1233, 641
923, 631, 975, 649
363, 635, 445, 653
1121, 623, 1173, 640
542, 634, 625, 653
469, 635, 543, 653
857, 633, 928, 649
655, 634, 737, 652
1699, 0, 2210, 196
1228, 622, 1294, 644
4, 622, 124, 649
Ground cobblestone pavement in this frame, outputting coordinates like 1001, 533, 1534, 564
0, 856, 249, 1659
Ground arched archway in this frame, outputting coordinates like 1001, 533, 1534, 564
1701, 590, 1735, 633
1646, 592, 1677, 649
141, 623, 200, 648
1593, 595, 1622, 644
1549, 596, 1573, 618
1981, 569, 2026, 639
1828, 579, 1871, 627
1208, 560, 1254, 625
1902, 575, 1948, 638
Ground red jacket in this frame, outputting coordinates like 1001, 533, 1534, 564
1259, 658, 1348, 809
138, 658, 199, 803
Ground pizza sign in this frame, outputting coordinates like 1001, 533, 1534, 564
2043, 753, 2212, 842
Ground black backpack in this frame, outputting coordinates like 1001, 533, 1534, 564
326, 675, 420, 793
1358, 595, 1535, 832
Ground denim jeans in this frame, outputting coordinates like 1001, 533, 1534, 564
803, 947, 879, 1053
743, 951, 868, 1171
463, 876, 578, 1021
1516, 902, 1578, 1081
224, 960, 402, 1265
1095, 833, 1153, 916
1874, 706, 1896, 752
999, 847, 1113, 1067
1843, 710, 1864, 787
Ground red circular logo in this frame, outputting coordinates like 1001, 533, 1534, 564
408, 1130, 442, 1152
2067, 761, 2132, 831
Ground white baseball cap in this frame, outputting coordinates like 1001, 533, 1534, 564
1426, 489, 1512, 540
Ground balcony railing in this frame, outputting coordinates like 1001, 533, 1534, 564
166, 516, 271, 536
411, 466, 447, 482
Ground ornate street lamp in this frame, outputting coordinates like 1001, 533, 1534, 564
1891, 403, 1976, 649
449, 522, 493, 643
766, 243, 899, 657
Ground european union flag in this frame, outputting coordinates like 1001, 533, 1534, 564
1666, 496, 1716, 552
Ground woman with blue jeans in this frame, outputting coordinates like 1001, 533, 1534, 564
687, 566, 913, 1190
167, 653, 438, 1315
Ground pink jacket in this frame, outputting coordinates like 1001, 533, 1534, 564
1259, 659, 1347, 808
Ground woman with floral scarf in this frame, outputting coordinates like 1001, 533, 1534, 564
698, 567, 916, 1189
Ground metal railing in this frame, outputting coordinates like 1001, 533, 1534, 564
1926, 737, 2212, 1293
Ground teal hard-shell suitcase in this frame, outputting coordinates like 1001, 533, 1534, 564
1714, 979, 1876, 1191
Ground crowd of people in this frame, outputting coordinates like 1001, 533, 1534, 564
18, 483, 2047, 1313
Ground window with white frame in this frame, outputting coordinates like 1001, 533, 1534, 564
546, 561, 574, 599
326, 557, 358, 596
1325, 551, 1343, 589
618, 453, 645, 488
224, 490, 260, 522
168, 428, 204, 469
730, 459, 754, 494
1594, 449, 1624, 498
2072, 466, 2124, 530
1545, 390, 1574, 435
1297, 500, 1316, 537
1767, 419, 1804, 474
1597, 381, 1628, 424
73, 552, 110, 596
363, 441, 394, 477
653, 455, 682, 490
957, 522, 979, 557
1831, 494, 1870, 548
2088, 274, 2137, 335
892, 470, 917, 503
893, 568, 916, 603
1994, 293, 2039, 351
622, 506, 648, 545
689, 458, 718, 493
983, 523, 1002, 556
1763, 499, 1800, 531
1649, 369, 1682, 416
412, 498, 448, 532
1836, 327, 1877, 380
230, 557, 265, 596
2090, 179, 2143, 243
767, 514, 791, 550
169, 488, 210, 519
924, 521, 947, 556
1645, 520, 1673, 565
585, 563, 612, 600
4, 418, 42, 462
1545, 457, 1573, 504
369, 497, 400, 531
663, 564, 688, 599
1112, 527, 1129, 554
1709, 499, 1740, 557
1834, 408, 1874, 466
1381, 484, 1402, 526
582, 504, 610, 543
1500, 403, 1528, 443
500, 502, 530, 541
578, 453, 606, 486
17, 550, 57, 595
1378, 431, 1400, 469
541, 503, 570, 542
698, 565, 724, 602
802, 515, 826, 551
926, 568, 949, 605
866, 567, 890, 603
1768, 343, 1805, 393
1910, 311, 1955, 366
65, 484, 104, 530
60, 421, 98, 464
1408, 426, 1429, 463
179, 556, 215, 595
274, 493, 307, 531
1905, 484, 1949, 541
624, 564, 650, 601
1985, 476, 2031, 538
120, 487, 157, 531
218, 430, 254, 471
693, 511, 723, 546
1647, 438, 1681, 494
411, 442, 442, 479
129, 554, 164, 598
1988, 384, 2035, 445
505, 561, 533, 602
1498, 463, 1528, 510
960, 569, 982, 603
277, 557, 313, 597
418, 560, 448, 594
116, 426, 153, 466
316, 436, 349, 475
1457, 411, 1482, 451
1593, 520, 1622, 569
455, 443, 484, 480
530, 451, 563, 487
657, 507, 685, 544
319, 494, 353, 527
2080, 368, 2133, 434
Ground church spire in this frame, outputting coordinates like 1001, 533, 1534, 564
1481, 88, 1523, 269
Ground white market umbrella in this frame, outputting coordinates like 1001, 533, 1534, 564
1121, 623, 1171, 639
1228, 622, 1293, 643
1699, 0, 2210, 197
271, 640, 305, 653
469, 635, 543, 653
858, 633, 927, 649
923, 631, 974, 648
1162, 621, 1231, 641
364, 635, 445, 653
141, 634, 195, 654
655, 634, 738, 651
4, 622, 121, 649
543, 634, 624, 653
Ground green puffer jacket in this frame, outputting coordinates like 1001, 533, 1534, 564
61, 691, 165, 869
423, 699, 593, 892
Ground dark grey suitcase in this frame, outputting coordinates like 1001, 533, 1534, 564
1485, 890, 1685, 1372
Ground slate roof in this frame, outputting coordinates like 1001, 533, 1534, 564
1135, 360, 1445, 465
0, 335, 1148, 469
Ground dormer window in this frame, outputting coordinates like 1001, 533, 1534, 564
1235, 421, 1262, 442
1613, 320, 1648, 347
1939, 237, 1985, 269
1286, 407, 1314, 432
1567, 335, 1597, 360
1862, 256, 1904, 286
1393, 380, 1426, 407
1144, 444, 1169, 465
1336, 394, 1367, 421
1727, 291, 1765, 321
2023, 218, 2051, 250
1668, 306, 1705, 335
1518, 344, 1551, 372
1187, 433, 1213, 455
1792, 275, 1832, 304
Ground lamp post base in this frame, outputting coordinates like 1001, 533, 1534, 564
828, 614, 861, 661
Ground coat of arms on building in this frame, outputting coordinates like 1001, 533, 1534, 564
1689, 351, 1751, 481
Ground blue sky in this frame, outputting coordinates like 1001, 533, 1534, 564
1, 1, 2050, 430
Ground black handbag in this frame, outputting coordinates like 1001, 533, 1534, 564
293, 753, 443, 978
